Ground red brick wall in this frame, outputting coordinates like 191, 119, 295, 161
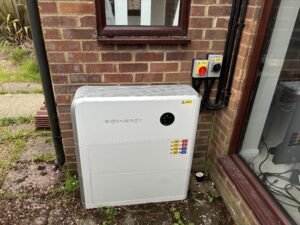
39, 1, 266, 224
208, 0, 264, 224
38, 0, 232, 171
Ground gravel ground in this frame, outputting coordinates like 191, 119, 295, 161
0, 124, 234, 225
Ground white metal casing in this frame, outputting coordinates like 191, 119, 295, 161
71, 85, 201, 208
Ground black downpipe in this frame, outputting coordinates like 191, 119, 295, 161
216, 0, 243, 103
223, 0, 249, 106
26, 0, 65, 167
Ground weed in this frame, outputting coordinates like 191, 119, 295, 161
53, 169, 79, 195
0, 89, 43, 95
170, 208, 194, 225
0, 59, 40, 83
206, 183, 221, 203
101, 206, 118, 225
0, 129, 25, 185
9, 47, 30, 64
0, 115, 33, 126
34, 153, 55, 163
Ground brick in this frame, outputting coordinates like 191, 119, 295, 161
190, 6, 205, 16
149, 45, 178, 51
117, 45, 146, 51
57, 105, 71, 114
63, 29, 95, 39
58, 2, 95, 14
135, 53, 164, 61
52, 75, 68, 84
82, 41, 114, 51
180, 62, 192, 72
62, 130, 74, 139
165, 73, 190, 82
119, 64, 148, 72
181, 41, 209, 50
188, 29, 203, 40
102, 53, 132, 62
212, 41, 226, 50
246, 6, 261, 19
135, 73, 163, 82
47, 53, 65, 63
56, 95, 72, 104
218, 0, 233, 3
42, 16, 77, 28
166, 52, 195, 61
65, 154, 76, 163
103, 74, 133, 83
39, 2, 57, 14
46, 41, 80, 51
58, 122, 72, 130
50, 64, 83, 74
205, 30, 227, 40
216, 18, 229, 28
53, 85, 69, 94
86, 64, 116, 73
190, 18, 213, 29
64, 147, 75, 155
59, 114, 72, 123
208, 6, 231, 16
80, 16, 96, 27
67, 52, 99, 62
193, 0, 216, 4
70, 74, 101, 83
150, 63, 178, 72
44, 29, 61, 39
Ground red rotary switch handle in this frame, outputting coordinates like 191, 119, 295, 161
198, 66, 207, 76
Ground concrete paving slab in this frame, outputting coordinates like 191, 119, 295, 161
0, 94, 44, 117
0, 82, 42, 92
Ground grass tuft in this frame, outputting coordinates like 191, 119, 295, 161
0, 45, 40, 83
34, 153, 55, 163
53, 169, 79, 195
0, 116, 33, 126
100, 206, 118, 225
9, 47, 31, 64
0, 89, 43, 95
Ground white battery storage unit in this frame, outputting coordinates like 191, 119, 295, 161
71, 85, 201, 208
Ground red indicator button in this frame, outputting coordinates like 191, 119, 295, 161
197, 66, 207, 76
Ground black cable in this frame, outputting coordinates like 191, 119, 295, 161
202, 78, 226, 110
259, 139, 270, 174
257, 139, 300, 210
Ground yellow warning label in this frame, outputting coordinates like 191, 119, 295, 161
198, 61, 208, 67
214, 58, 222, 62
181, 100, 193, 104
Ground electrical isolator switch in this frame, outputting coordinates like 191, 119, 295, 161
207, 54, 223, 78
192, 59, 209, 78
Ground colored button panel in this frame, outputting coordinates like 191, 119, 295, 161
170, 139, 189, 155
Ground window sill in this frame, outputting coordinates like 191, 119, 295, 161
219, 155, 292, 225
97, 36, 191, 45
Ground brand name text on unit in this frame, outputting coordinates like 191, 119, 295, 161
104, 119, 143, 125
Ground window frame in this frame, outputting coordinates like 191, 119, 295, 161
224, 0, 297, 224
95, 0, 191, 44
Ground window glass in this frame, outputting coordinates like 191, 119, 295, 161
105, 0, 181, 26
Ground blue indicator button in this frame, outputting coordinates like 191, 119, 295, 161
181, 147, 187, 151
